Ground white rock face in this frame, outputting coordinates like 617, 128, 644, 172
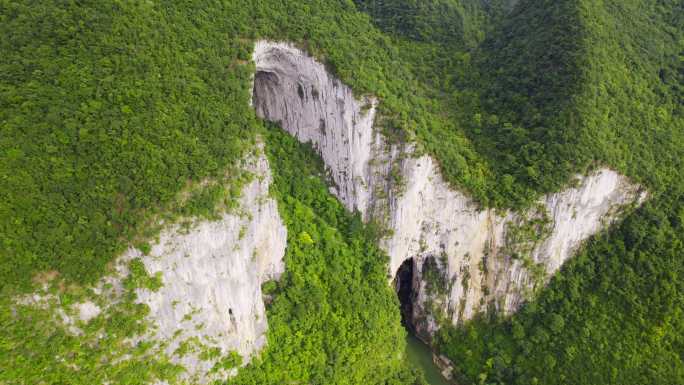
127, 147, 286, 383
402, 168, 645, 337
252, 41, 646, 337
75, 301, 101, 323
253, 41, 380, 219
18, 147, 287, 384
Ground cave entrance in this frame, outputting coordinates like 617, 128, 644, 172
394, 258, 416, 331
395, 259, 453, 385
252, 70, 279, 119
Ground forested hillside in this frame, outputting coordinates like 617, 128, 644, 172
1, 0, 490, 291
1, 0, 682, 384
355, 0, 683, 384
436, 1, 684, 383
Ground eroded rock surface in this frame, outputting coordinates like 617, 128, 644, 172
253, 41, 381, 218
127, 147, 286, 382
18, 147, 287, 384
252, 40, 646, 338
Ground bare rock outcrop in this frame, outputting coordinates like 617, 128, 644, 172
252, 40, 646, 338
127, 147, 286, 382
18, 147, 287, 384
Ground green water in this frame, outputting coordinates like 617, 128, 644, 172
405, 334, 451, 385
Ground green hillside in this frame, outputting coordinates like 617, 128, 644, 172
1, 0, 490, 291
1, 0, 682, 384
358, 0, 683, 383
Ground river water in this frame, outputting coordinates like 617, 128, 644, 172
405, 334, 451, 385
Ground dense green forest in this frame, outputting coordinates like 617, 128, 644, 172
1, 0, 490, 291
1, 0, 683, 384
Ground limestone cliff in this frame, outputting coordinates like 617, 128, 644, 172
252, 41, 646, 338
125, 147, 286, 382
18, 147, 287, 384
253, 41, 380, 218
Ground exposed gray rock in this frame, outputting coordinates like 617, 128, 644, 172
252, 41, 646, 338
253, 41, 381, 219
125, 146, 286, 383
16, 294, 101, 336
433, 353, 455, 381
17, 146, 287, 384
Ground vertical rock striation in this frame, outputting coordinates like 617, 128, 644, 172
19, 147, 287, 384
128, 146, 286, 382
253, 41, 382, 219
252, 41, 646, 339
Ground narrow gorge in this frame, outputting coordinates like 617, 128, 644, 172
4, 2, 681, 384
252, 40, 647, 341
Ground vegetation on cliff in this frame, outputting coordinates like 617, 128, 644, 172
232, 126, 421, 384
358, 0, 683, 384
2, 0, 682, 384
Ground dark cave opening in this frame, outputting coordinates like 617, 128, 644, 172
396, 258, 453, 384
395, 258, 416, 332
252, 70, 280, 120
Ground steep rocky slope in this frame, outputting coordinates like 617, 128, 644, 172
16, 148, 286, 384
252, 40, 646, 338
125, 148, 287, 382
